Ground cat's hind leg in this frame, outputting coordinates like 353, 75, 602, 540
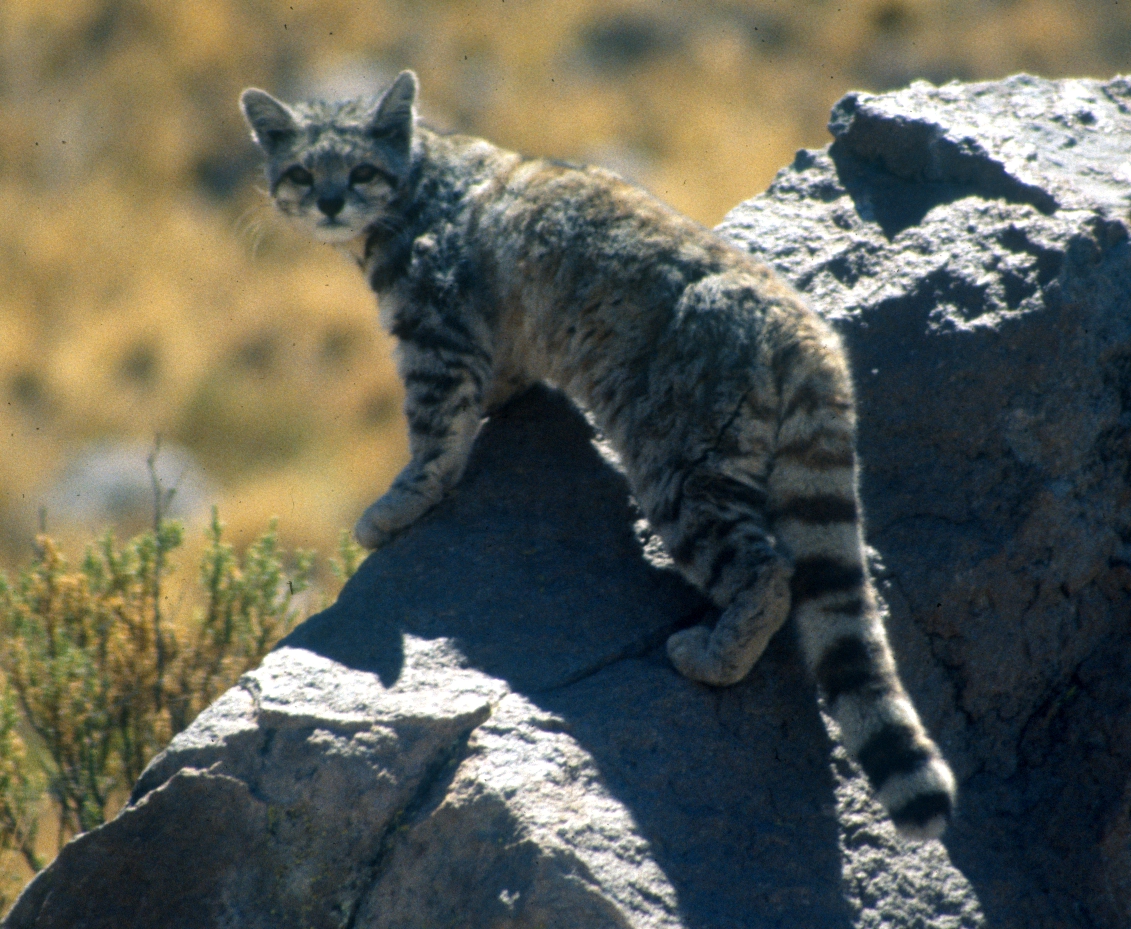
666, 557, 792, 686
659, 464, 794, 686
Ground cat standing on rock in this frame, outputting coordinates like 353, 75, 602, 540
240, 70, 957, 839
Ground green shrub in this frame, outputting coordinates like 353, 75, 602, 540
0, 507, 363, 906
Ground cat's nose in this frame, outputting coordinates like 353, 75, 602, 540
317, 196, 345, 218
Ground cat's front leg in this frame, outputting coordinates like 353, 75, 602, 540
355, 338, 488, 549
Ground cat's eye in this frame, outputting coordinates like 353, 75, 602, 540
283, 165, 314, 186
349, 164, 384, 185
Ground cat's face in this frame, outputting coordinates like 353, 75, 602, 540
241, 71, 417, 244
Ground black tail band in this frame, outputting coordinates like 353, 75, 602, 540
857, 723, 935, 792
815, 634, 888, 706
891, 791, 953, 831
790, 557, 864, 602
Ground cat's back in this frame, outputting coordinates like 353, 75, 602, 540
480, 155, 735, 283
420, 128, 793, 313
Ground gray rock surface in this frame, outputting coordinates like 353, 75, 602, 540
6, 73, 1131, 928
5, 389, 981, 929
719, 72, 1131, 928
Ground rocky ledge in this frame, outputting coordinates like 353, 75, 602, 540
6, 74, 1131, 928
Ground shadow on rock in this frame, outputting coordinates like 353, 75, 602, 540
280, 386, 972, 929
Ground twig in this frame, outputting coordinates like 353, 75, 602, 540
146, 437, 176, 713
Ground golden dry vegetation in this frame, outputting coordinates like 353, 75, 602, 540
2, 0, 1130, 564
1, 0, 1130, 905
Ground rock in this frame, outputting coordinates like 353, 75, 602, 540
718, 72, 1131, 929
7, 73, 1131, 928
4, 389, 981, 928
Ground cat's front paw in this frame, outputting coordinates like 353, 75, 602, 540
354, 485, 441, 549
353, 498, 413, 550
354, 511, 397, 550
666, 626, 745, 687
354, 482, 440, 549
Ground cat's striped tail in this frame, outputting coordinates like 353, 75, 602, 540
769, 323, 956, 839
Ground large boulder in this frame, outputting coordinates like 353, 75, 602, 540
6, 73, 1130, 928
2, 388, 981, 928
718, 73, 1131, 928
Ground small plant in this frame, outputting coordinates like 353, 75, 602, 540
330, 528, 366, 586
0, 689, 42, 876
0, 502, 361, 907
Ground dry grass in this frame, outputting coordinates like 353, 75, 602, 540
1, 0, 1130, 563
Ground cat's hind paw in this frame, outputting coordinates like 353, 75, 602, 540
666, 625, 746, 687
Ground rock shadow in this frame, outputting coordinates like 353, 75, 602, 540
281, 387, 907, 928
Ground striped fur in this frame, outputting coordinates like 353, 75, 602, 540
242, 71, 956, 839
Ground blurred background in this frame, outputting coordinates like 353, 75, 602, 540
1, 0, 1130, 565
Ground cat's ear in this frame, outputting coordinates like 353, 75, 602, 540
240, 89, 299, 153
366, 71, 418, 151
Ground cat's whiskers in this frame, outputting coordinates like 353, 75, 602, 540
233, 203, 272, 259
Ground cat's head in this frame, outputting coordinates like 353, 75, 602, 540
240, 71, 418, 244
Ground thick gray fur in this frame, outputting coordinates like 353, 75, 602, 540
240, 70, 956, 839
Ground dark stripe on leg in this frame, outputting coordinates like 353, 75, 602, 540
405, 371, 468, 406
708, 475, 768, 512
408, 417, 452, 440
791, 557, 864, 602
829, 596, 865, 618
405, 370, 465, 393
890, 791, 953, 832
857, 724, 933, 792
670, 508, 745, 566
416, 446, 446, 467
815, 632, 888, 705
684, 471, 768, 512
771, 340, 802, 386
395, 320, 491, 364
657, 471, 690, 526
782, 382, 824, 418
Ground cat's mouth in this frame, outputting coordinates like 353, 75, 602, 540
311, 218, 362, 243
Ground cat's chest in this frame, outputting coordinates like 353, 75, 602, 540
335, 236, 369, 269
373, 286, 406, 333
